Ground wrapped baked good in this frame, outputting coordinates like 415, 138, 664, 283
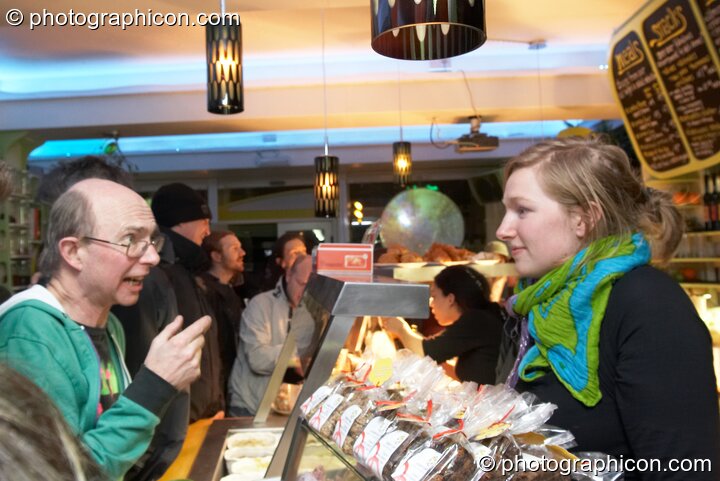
380, 381, 477, 481
308, 383, 357, 435
300, 373, 348, 420
334, 390, 376, 454
471, 435, 521, 481
315, 363, 386, 439
343, 352, 444, 457
302, 358, 376, 428
424, 433, 477, 481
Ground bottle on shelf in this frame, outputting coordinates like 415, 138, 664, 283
705, 173, 714, 231
713, 173, 720, 231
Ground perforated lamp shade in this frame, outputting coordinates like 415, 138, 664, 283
206, 19, 243, 114
314, 155, 339, 218
393, 141, 412, 186
371, 0, 487, 60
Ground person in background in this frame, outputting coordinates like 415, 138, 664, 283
0, 363, 109, 481
201, 230, 246, 396
381, 265, 504, 385
35, 155, 134, 205
149, 182, 225, 423
227, 255, 316, 416
0, 179, 210, 480
483, 240, 516, 303
260, 232, 308, 293
35, 155, 186, 481
496, 136, 719, 479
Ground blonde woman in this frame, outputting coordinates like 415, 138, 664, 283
497, 137, 719, 480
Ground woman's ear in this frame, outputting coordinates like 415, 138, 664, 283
570, 203, 602, 239
446, 292, 456, 306
57, 237, 84, 271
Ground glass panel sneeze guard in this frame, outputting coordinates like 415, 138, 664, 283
265, 274, 429, 480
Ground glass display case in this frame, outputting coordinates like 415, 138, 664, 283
261, 273, 430, 479
184, 273, 428, 481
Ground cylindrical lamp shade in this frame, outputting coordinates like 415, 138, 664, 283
206, 20, 243, 114
371, 0, 487, 60
393, 141, 412, 186
314, 155, 340, 218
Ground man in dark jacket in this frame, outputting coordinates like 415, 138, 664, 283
150, 183, 225, 422
201, 231, 246, 393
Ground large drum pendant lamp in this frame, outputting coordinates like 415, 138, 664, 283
206, 18, 243, 114
371, 0, 487, 60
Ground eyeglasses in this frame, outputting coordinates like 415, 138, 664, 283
84, 235, 165, 258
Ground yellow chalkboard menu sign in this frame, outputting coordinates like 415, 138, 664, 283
610, 0, 720, 178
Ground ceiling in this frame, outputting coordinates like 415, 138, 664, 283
0, 0, 643, 172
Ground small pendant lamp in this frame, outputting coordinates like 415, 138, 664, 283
314, 8, 340, 218
393, 141, 412, 186
206, 7, 243, 114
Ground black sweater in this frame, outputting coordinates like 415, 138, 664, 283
517, 265, 720, 481
423, 307, 503, 385
160, 228, 225, 422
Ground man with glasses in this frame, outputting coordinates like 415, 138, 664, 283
0, 179, 211, 480
36, 154, 188, 481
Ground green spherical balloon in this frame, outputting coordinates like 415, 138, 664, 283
380, 188, 464, 255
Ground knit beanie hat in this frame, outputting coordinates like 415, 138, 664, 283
151, 183, 212, 227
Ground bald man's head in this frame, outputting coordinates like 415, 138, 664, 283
39, 179, 154, 278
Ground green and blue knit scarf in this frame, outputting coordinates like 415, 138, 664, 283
513, 233, 650, 407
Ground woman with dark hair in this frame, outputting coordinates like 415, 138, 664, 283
382, 265, 504, 385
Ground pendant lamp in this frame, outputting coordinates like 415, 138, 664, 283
393, 71, 411, 186
314, 155, 339, 218
314, 8, 340, 218
393, 141, 412, 186
371, 0, 487, 60
206, 14, 243, 114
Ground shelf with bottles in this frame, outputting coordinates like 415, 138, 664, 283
667, 258, 720, 263
666, 262, 720, 285
643, 170, 720, 233
684, 230, 720, 238
0, 169, 41, 293
681, 282, 720, 289
673, 231, 720, 259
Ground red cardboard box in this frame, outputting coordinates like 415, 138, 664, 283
315, 243, 373, 281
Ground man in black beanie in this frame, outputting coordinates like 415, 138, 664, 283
147, 183, 225, 423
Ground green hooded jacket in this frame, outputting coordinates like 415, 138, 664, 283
0, 285, 168, 480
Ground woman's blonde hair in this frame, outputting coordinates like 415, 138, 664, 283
504, 136, 683, 262
0, 364, 108, 481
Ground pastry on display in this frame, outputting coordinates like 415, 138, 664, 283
423, 243, 475, 263
377, 245, 424, 264
377, 242, 489, 264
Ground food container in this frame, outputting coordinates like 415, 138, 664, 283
272, 383, 302, 415
221, 428, 283, 481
